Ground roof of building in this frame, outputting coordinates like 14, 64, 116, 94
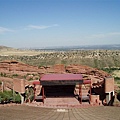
32, 74, 91, 85
40, 74, 84, 85
40, 73, 83, 81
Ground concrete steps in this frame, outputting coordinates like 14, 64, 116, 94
43, 97, 90, 108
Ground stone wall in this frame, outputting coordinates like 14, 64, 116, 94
105, 77, 114, 93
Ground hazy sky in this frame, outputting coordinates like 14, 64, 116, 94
0, 0, 120, 48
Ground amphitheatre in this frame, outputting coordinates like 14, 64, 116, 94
0, 46, 120, 120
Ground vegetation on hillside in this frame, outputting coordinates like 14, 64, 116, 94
0, 50, 120, 69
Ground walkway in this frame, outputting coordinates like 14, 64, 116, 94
0, 105, 120, 120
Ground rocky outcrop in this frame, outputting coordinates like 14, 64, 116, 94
0, 60, 40, 72
0, 60, 111, 92
65, 65, 110, 78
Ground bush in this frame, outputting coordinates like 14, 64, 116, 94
25, 87, 34, 103
0, 90, 13, 103
29, 95, 34, 102
14, 94, 21, 103
0, 90, 21, 104
12, 74, 18, 78
114, 77, 120, 81
0, 72, 7, 77
28, 77, 33, 81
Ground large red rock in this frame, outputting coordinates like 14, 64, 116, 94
0, 60, 112, 92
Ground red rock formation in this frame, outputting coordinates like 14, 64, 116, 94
0, 60, 111, 93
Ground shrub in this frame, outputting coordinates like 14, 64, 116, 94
28, 77, 33, 81
12, 74, 18, 77
14, 94, 21, 103
35, 77, 39, 80
0, 72, 7, 77
0, 90, 21, 104
114, 77, 120, 81
0, 90, 13, 103
29, 95, 34, 102
25, 87, 34, 102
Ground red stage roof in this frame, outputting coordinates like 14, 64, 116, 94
40, 73, 83, 81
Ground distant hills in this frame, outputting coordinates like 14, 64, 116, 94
25, 44, 120, 51
1, 44, 120, 51
0, 46, 13, 50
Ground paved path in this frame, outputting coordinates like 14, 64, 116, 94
0, 105, 120, 120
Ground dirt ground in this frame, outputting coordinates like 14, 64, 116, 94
0, 49, 54, 56
0, 105, 120, 120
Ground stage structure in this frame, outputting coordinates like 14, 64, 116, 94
33, 73, 91, 104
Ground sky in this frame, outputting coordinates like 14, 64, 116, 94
0, 0, 120, 48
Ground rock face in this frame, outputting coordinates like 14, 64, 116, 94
0, 60, 40, 72
65, 65, 109, 78
0, 60, 40, 90
0, 60, 110, 91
